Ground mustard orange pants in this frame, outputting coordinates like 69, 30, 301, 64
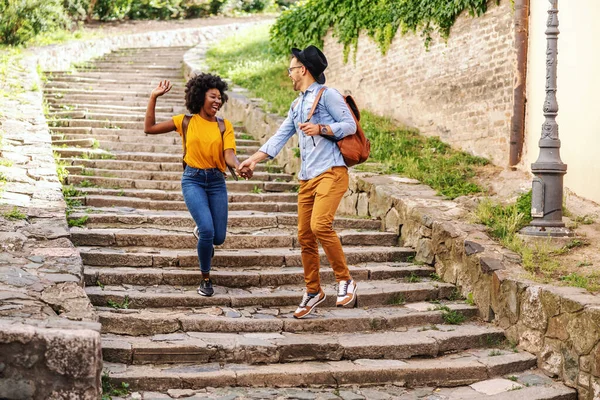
297, 166, 351, 294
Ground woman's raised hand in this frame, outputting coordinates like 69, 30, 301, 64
151, 80, 172, 98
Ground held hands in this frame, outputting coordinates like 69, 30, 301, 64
298, 122, 321, 136
151, 80, 172, 98
237, 158, 257, 180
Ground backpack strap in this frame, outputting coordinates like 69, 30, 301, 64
217, 116, 238, 181
181, 114, 192, 169
305, 86, 327, 123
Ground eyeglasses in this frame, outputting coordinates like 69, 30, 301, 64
287, 66, 303, 74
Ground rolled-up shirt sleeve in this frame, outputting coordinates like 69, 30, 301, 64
324, 89, 357, 140
258, 107, 297, 158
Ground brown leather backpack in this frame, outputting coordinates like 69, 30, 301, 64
306, 86, 370, 167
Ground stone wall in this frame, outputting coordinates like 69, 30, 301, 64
206, 52, 600, 398
322, 0, 516, 166
0, 19, 261, 399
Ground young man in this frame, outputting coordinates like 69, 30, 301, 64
237, 45, 358, 319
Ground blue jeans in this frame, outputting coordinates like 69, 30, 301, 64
181, 167, 228, 274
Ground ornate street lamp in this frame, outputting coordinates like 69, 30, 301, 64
520, 0, 572, 237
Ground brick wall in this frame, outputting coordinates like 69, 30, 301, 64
322, 0, 515, 165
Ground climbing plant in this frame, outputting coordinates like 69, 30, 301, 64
270, 0, 498, 59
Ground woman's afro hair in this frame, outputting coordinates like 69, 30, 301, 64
185, 73, 229, 114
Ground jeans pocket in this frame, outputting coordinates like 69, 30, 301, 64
183, 166, 198, 177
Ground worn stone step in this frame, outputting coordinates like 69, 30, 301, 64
49, 104, 174, 113
103, 350, 537, 391
67, 175, 299, 192
105, 371, 576, 399
71, 227, 397, 249
67, 210, 381, 230
58, 133, 259, 147
62, 158, 276, 173
84, 263, 434, 288
80, 195, 297, 212
53, 138, 96, 147
44, 88, 184, 99
96, 302, 477, 336
78, 245, 415, 269
101, 324, 506, 365
52, 71, 184, 79
64, 166, 291, 182
86, 279, 453, 309
95, 140, 259, 155
72, 187, 297, 203
51, 126, 250, 139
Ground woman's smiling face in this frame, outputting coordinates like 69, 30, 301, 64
203, 88, 222, 117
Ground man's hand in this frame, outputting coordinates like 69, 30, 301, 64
151, 80, 172, 98
298, 122, 321, 136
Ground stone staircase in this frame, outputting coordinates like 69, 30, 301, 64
45, 47, 575, 399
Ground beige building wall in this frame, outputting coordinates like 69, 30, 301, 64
524, 2, 600, 204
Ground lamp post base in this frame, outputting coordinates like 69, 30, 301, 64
519, 225, 573, 237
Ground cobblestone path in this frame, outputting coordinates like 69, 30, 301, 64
45, 47, 575, 399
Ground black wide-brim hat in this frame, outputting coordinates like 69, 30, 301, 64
291, 45, 327, 84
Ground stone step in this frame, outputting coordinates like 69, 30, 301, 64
62, 158, 276, 173
101, 150, 252, 163
67, 210, 380, 230
51, 126, 250, 138
53, 138, 95, 148
97, 302, 476, 336
103, 350, 537, 392
101, 324, 506, 365
49, 104, 174, 113
96, 140, 259, 155
45, 81, 182, 91
51, 71, 184, 79
64, 166, 291, 182
79, 195, 297, 212
70, 228, 398, 249
71, 187, 297, 203
66, 175, 298, 192
78, 245, 415, 269
84, 263, 434, 288
57, 133, 259, 147
48, 97, 182, 107
50, 99, 174, 107
85, 280, 453, 309
44, 88, 185, 99
105, 372, 576, 399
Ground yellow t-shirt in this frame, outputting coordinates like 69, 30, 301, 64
173, 114, 236, 172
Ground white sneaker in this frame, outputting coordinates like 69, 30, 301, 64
293, 289, 326, 319
336, 279, 357, 307
193, 226, 199, 240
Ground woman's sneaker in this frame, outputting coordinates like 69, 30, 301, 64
336, 279, 357, 307
193, 226, 199, 240
197, 278, 214, 297
293, 289, 326, 319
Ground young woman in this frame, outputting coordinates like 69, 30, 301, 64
144, 73, 252, 297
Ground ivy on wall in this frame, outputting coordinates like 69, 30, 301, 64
270, 0, 499, 60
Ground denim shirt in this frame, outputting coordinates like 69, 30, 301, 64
258, 82, 357, 180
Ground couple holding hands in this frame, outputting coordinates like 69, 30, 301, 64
144, 45, 357, 319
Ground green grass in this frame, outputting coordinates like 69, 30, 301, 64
251, 185, 263, 194
239, 134, 255, 140
53, 151, 69, 184
473, 191, 600, 292
406, 272, 421, 283
3, 207, 26, 220
68, 215, 88, 227
436, 305, 466, 325
107, 296, 130, 310
101, 371, 130, 400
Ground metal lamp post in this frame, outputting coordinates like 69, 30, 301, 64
520, 0, 571, 237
